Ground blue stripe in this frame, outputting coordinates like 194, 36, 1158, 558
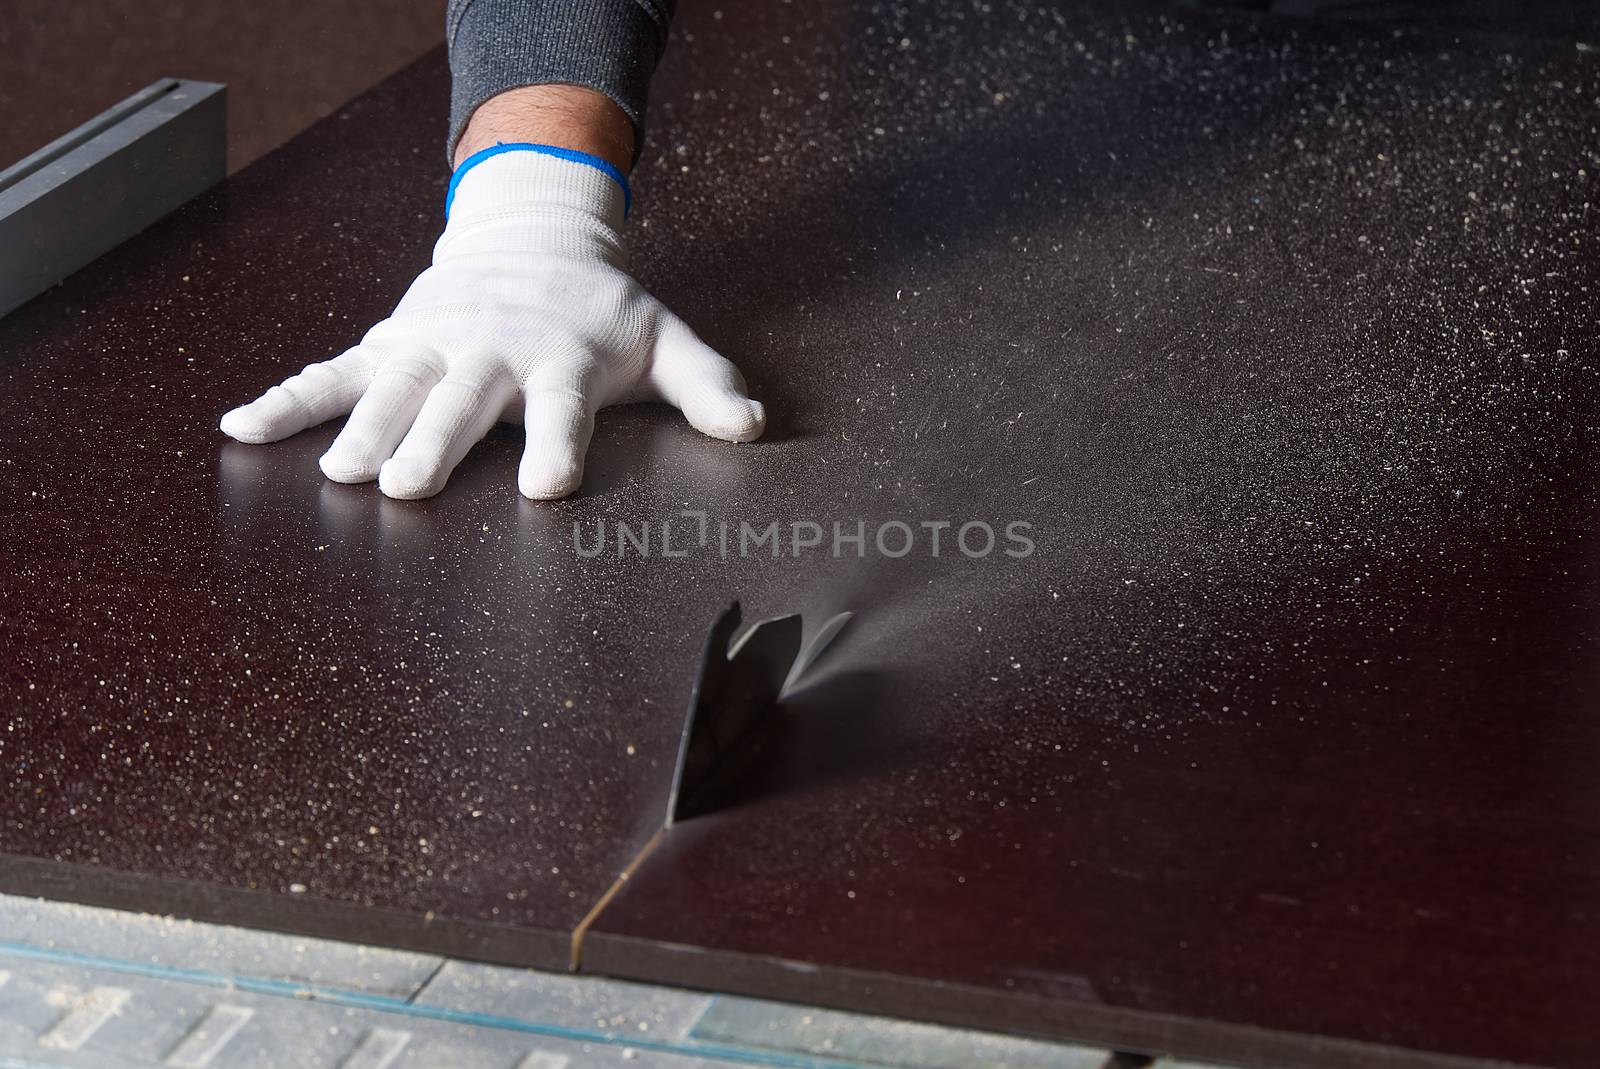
446, 142, 631, 218
0, 939, 871, 1069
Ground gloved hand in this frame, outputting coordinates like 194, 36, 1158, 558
218, 145, 766, 500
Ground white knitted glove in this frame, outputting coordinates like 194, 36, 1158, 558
219, 145, 766, 500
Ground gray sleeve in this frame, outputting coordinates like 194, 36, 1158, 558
445, 0, 676, 163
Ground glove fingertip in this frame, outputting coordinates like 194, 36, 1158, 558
519, 475, 581, 501
377, 457, 442, 500
735, 398, 767, 442
690, 395, 766, 443
219, 405, 273, 444
518, 456, 584, 500
319, 450, 380, 484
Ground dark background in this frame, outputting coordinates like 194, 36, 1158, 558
1, 1, 1596, 174
0, 0, 446, 171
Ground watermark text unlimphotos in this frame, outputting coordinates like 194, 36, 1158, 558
573, 512, 1035, 560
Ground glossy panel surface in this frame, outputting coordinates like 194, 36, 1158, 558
1, 2, 1598, 1066
0, 52, 745, 969
586, 3, 1600, 1068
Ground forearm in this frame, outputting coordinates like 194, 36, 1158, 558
453, 85, 634, 172
445, 0, 676, 165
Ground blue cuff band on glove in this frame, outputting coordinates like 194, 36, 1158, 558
446, 142, 632, 219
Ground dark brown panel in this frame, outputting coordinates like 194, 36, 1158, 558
0, 50, 734, 972
0, 1, 1596, 1067
581, 3, 1600, 1068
